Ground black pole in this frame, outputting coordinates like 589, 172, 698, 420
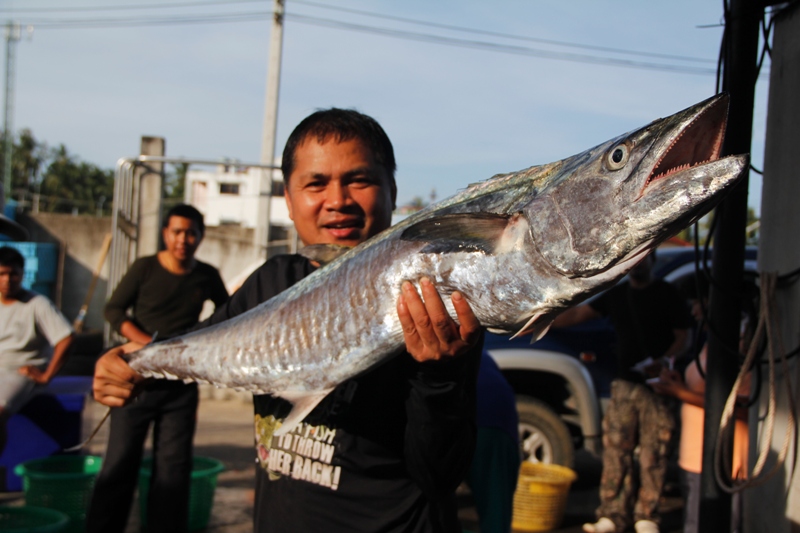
699, 0, 760, 530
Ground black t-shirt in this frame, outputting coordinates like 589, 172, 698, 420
590, 279, 691, 382
105, 255, 228, 339
195, 254, 482, 533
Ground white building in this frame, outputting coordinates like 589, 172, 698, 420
184, 164, 292, 229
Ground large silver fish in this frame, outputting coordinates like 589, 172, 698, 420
127, 94, 746, 434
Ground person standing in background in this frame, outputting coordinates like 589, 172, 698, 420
466, 351, 520, 533
650, 280, 754, 533
86, 204, 228, 533
554, 252, 691, 533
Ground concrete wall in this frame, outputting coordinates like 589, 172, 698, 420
745, 4, 800, 532
21, 213, 113, 333
196, 225, 261, 290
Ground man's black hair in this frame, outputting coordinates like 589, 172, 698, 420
281, 108, 397, 189
164, 203, 205, 236
0, 246, 24, 270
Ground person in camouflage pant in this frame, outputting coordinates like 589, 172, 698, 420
553, 252, 691, 533
598, 379, 676, 531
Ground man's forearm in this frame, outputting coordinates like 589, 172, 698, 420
41, 334, 75, 381
663, 328, 690, 360
120, 320, 153, 345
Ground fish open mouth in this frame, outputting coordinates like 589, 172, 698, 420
645, 95, 728, 189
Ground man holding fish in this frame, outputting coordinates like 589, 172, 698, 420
92, 108, 484, 532
92, 94, 749, 531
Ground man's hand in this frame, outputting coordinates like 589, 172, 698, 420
397, 277, 481, 363
18, 365, 51, 385
648, 368, 684, 396
92, 342, 147, 407
18, 334, 75, 386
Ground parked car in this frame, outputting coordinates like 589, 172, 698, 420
486, 246, 758, 467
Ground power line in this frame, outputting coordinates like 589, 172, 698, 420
0, 2, 751, 77
291, 0, 716, 65
285, 13, 719, 76
7, 0, 717, 66
12, 11, 271, 29
0, 0, 263, 14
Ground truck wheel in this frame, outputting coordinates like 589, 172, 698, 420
516, 396, 574, 467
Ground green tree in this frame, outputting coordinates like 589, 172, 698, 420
745, 207, 759, 246
0, 128, 48, 192
1, 129, 114, 215
164, 162, 188, 204
39, 144, 114, 215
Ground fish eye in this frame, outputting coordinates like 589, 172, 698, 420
605, 143, 630, 171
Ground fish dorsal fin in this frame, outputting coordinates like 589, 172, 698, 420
401, 213, 510, 254
510, 313, 554, 342
274, 388, 334, 436
299, 244, 352, 266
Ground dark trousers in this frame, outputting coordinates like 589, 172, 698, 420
466, 427, 521, 533
86, 381, 199, 533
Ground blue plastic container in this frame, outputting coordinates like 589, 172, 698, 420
0, 377, 92, 492
0, 241, 58, 297
3, 199, 17, 220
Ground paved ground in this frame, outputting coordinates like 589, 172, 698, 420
3, 388, 685, 532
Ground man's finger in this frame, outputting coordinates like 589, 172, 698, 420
401, 281, 440, 348
451, 291, 481, 344
397, 292, 423, 354
419, 278, 459, 345
96, 350, 145, 384
94, 389, 131, 408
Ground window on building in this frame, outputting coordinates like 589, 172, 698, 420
219, 183, 240, 195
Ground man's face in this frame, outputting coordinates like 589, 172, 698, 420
284, 137, 396, 248
162, 215, 202, 263
0, 264, 23, 300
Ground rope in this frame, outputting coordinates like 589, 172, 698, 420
714, 272, 797, 492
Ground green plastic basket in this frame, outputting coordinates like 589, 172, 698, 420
14, 455, 102, 533
0, 506, 69, 533
139, 456, 225, 531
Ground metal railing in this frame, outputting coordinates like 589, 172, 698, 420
105, 156, 282, 346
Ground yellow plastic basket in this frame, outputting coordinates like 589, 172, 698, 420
511, 462, 577, 532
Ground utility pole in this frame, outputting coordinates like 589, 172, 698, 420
255, 0, 285, 260
698, 0, 760, 530
2, 21, 21, 210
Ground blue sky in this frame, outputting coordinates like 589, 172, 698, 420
4, 0, 769, 214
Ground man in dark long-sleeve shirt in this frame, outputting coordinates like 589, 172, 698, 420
87, 204, 228, 533
92, 109, 482, 532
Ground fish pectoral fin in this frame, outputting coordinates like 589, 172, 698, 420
401, 213, 511, 254
510, 313, 554, 342
273, 388, 334, 436
299, 244, 352, 265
